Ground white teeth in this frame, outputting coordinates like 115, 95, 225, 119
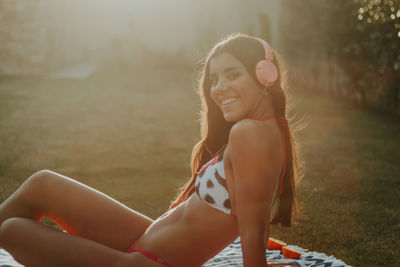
222, 98, 237, 105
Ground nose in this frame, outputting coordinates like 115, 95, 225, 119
214, 77, 229, 92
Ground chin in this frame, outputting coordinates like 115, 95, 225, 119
222, 112, 244, 123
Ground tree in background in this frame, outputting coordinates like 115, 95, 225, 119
352, 0, 400, 112
279, 0, 400, 114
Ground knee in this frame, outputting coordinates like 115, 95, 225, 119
29, 169, 56, 183
22, 170, 56, 193
0, 218, 32, 263
16, 170, 58, 204
0, 218, 23, 245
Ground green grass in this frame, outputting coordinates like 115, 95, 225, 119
0, 64, 199, 216
0, 64, 399, 266
271, 90, 400, 266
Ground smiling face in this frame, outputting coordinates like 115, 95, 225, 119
208, 52, 264, 122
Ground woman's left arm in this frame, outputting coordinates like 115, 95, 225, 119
228, 121, 278, 267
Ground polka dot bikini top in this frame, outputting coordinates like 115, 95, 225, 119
194, 114, 288, 217
195, 150, 232, 214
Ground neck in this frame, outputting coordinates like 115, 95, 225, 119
247, 94, 275, 120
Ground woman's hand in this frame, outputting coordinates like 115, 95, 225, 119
267, 260, 298, 266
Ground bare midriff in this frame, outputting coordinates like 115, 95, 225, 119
132, 193, 239, 267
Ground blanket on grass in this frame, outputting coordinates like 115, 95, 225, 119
0, 238, 350, 267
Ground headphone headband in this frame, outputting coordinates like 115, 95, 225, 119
255, 38, 274, 62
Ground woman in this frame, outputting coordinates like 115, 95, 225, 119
0, 33, 299, 267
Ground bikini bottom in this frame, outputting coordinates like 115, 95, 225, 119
126, 241, 172, 267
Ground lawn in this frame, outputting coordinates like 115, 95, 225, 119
0, 63, 399, 266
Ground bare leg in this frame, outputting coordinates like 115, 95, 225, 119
0, 217, 162, 267
0, 170, 153, 251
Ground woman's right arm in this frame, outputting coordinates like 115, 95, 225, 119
228, 121, 277, 267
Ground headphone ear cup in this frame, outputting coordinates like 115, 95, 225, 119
255, 60, 278, 86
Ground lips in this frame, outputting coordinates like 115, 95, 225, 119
221, 97, 238, 107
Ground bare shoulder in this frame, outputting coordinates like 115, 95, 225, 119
227, 118, 283, 191
228, 119, 279, 158
229, 119, 261, 137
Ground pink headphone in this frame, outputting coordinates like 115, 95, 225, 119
255, 38, 278, 87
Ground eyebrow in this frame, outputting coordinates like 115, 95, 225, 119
209, 65, 243, 77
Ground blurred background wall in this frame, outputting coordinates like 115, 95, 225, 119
0, 0, 399, 115
0, 0, 281, 74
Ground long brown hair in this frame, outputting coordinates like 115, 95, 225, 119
170, 33, 299, 226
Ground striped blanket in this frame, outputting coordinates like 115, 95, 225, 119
0, 238, 350, 267
203, 238, 350, 267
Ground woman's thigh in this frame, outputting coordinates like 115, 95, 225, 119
1, 170, 153, 251
0, 217, 161, 267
